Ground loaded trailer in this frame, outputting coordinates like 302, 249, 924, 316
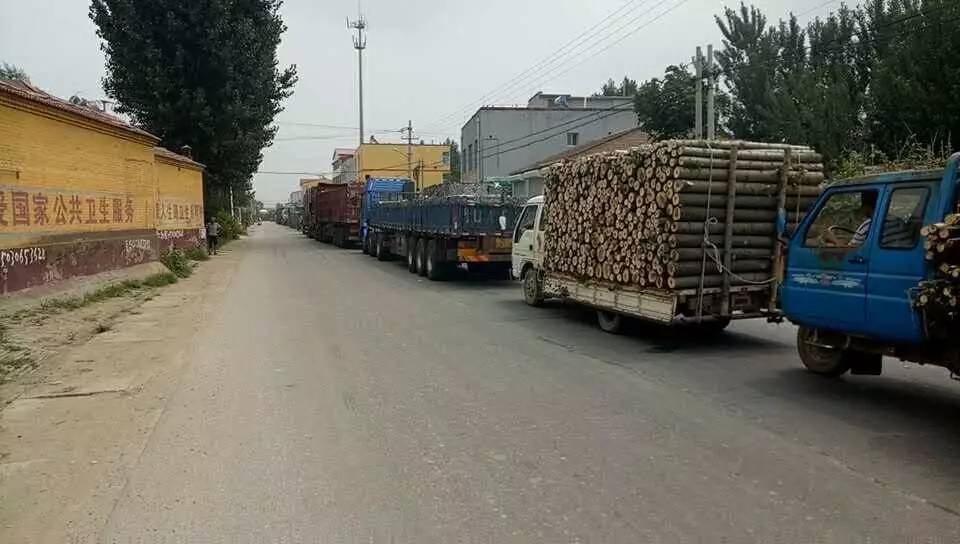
513, 139, 824, 333
304, 183, 362, 247
365, 187, 522, 280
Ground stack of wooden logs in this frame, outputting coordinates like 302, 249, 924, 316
543, 139, 824, 290
916, 214, 960, 321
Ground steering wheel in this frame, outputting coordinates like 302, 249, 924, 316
827, 225, 857, 236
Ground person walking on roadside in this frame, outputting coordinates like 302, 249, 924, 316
206, 218, 222, 255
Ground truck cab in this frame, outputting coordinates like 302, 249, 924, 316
784, 153, 960, 377
511, 196, 544, 286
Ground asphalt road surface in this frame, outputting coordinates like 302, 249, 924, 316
104, 223, 960, 542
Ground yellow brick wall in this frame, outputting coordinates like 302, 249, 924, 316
356, 143, 452, 190
0, 102, 156, 250
155, 159, 204, 232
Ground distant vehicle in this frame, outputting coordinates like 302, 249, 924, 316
304, 183, 362, 247
366, 185, 521, 280
783, 153, 960, 379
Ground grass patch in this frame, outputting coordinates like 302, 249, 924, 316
142, 271, 178, 287
161, 249, 192, 278
184, 246, 210, 261
0, 322, 35, 383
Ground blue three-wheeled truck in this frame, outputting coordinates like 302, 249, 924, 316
783, 152, 960, 379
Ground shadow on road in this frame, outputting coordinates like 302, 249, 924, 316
751, 367, 960, 434
498, 298, 785, 354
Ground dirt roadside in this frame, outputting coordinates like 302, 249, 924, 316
0, 238, 245, 543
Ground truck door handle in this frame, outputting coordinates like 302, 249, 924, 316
849, 255, 866, 264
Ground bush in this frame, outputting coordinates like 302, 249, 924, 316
161, 249, 192, 278
184, 246, 210, 261
215, 211, 245, 242
143, 271, 178, 287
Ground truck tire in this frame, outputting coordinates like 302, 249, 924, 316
376, 233, 390, 261
425, 240, 445, 281
415, 238, 427, 276
522, 267, 544, 307
797, 326, 851, 377
597, 310, 624, 334
407, 237, 418, 273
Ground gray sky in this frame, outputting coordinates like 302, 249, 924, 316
1, 0, 820, 205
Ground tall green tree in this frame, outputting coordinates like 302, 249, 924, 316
89, 0, 297, 215
0, 62, 30, 82
715, 3, 868, 164
715, 3, 779, 140
862, 0, 960, 156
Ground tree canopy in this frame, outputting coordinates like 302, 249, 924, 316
89, 0, 297, 214
0, 62, 30, 82
596, 76, 639, 97
715, 0, 959, 166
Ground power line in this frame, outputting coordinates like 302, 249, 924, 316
795, 0, 839, 20
422, 0, 660, 131
430, 0, 689, 133
497, 0, 691, 108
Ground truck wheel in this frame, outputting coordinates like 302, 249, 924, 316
597, 311, 624, 334
407, 237, 418, 273
376, 233, 390, 261
425, 240, 445, 281
797, 326, 851, 377
522, 267, 544, 307
416, 239, 427, 276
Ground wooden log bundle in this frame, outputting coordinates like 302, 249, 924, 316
916, 214, 960, 326
542, 139, 824, 291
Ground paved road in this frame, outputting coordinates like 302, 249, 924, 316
104, 223, 960, 542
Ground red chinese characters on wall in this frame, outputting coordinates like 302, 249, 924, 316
0, 190, 136, 229
155, 200, 203, 225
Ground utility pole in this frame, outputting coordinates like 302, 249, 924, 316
707, 44, 716, 141
229, 186, 236, 220
401, 120, 414, 185
693, 46, 703, 140
348, 14, 367, 146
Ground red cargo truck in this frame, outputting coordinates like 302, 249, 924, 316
304, 183, 362, 247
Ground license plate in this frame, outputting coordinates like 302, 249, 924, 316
494, 237, 512, 250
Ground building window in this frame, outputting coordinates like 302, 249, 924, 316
566, 132, 579, 146
442, 151, 451, 165
467, 143, 474, 172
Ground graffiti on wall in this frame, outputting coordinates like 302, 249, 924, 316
122, 238, 153, 265
0, 246, 46, 274
0, 187, 138, 232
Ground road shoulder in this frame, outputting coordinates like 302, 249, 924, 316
0, 239, 246, 543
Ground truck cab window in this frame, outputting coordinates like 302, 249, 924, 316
880, 187, 928, 249
514, 205, 537, 243
805, 189, 879, 248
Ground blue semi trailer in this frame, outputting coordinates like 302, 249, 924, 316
363, 184, 522, 281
